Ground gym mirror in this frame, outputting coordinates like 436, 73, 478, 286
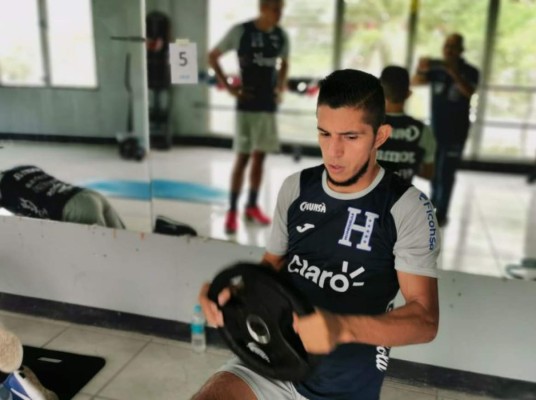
0, 0, 153, 233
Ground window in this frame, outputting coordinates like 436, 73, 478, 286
480, 0, 536, 160
0, 0, 97, 88
278, 0, 335, 144
407, 0, 487, 122
46, 0, 97, 87
0, 0, 44, 85
206, 0, 535, 163
341, 0, 409, 76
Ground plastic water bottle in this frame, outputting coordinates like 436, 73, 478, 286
0, 383, 10, 400
191, 304, 206, 353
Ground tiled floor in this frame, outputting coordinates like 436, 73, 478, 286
0, 310, 499, 400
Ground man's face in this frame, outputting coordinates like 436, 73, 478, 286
442, 36, 463, 62
317, 106, 386, 193
261, 1, 284, 25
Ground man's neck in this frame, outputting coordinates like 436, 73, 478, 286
385, 101, 404, 114
255, 17, 275, 32
444, 56, 463, 66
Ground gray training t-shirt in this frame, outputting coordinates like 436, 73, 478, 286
267, 165, 439, 400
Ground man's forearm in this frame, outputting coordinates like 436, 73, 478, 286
411, 71, 428, 86
213, 63, 230, 90
277, 60, 289, 92
327, 300, 439, 348
208, 53, 230, 91
450, 71, 476, 98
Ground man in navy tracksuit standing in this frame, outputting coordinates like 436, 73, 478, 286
413, 33, 479, 226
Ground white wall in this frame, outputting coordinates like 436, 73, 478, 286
0, 216, 535, 383
390, 274, 536, 382
0, 216, 263, 321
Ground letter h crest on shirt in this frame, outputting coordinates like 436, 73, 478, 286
337, 207, 380, 251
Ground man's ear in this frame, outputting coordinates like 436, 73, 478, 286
375, 124, 392, 149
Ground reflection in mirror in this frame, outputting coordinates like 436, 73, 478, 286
0, 0, 153, 233
144, 0, 318, 247
149, 147, 318, 247
505, 183, 536, 281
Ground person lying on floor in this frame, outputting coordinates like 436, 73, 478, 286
0, 165, 125, 229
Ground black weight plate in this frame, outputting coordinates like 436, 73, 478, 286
208, 262, 314, 381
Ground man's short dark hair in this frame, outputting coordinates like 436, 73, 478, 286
380, 65, 410, 104
260, 0, 282, 5
317, 69, 385, 133
449, 32, 464, 49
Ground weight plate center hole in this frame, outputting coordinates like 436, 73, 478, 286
246, 314, 271, 344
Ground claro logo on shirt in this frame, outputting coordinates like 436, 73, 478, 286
287, 255, 365, 292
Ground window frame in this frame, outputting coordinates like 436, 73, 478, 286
0, 0, 99, 90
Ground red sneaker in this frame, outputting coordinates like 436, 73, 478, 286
225, 211, 238, 234
245, 206, 271, 225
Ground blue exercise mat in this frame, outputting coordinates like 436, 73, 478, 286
82, 179, 227, 204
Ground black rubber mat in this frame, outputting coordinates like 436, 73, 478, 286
21, 346, 105, 399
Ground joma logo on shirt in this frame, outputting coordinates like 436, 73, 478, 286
287, 255, 365, 292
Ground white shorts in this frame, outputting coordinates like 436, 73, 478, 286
218, 357, 309, 400
235, 112, 280, 154
62, 190, 125, 228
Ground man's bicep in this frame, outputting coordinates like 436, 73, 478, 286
266, 172, 300, 256
392, 187, 440, 278
397, 271, 439, 318
214, 24, 242, 54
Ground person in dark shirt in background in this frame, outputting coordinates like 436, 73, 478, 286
0, 165, 125, 229
412, 33, 479, 226
378, 65, 436, 183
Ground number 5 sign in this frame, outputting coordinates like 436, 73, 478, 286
169, 40, 198, 84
